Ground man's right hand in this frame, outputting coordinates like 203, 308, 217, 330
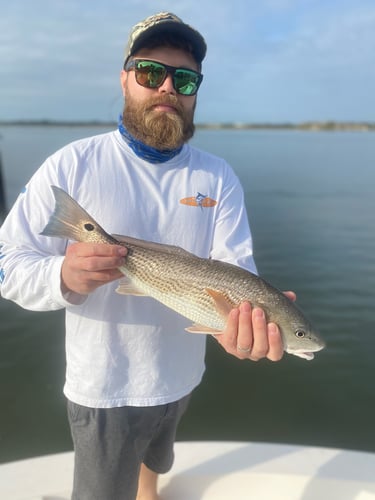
61, 242, 127, 295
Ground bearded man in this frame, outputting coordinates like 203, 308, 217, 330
0, 12, 285, 500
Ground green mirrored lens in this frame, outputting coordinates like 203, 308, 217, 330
174, 70, 199, 95
136, 61, 166, 87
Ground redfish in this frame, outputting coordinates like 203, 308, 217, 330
41, 186, 325, 360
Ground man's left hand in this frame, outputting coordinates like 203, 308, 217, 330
213, 291, 296, 362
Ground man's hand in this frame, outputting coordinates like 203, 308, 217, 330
213, 291, 296, 362
61, 242, 127, 295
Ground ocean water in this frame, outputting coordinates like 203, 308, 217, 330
0, 125, 374, 463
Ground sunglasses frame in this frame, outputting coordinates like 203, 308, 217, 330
124, 59, 203, 96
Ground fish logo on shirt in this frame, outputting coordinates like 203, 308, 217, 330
180, 193, 217, 208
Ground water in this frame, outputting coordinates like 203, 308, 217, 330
1, 125, 374, 463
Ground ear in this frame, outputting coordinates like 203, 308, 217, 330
120, 70, 128, 97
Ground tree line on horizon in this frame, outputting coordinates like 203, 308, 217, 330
0, 119, 374, 131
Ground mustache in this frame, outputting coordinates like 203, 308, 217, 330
145, 95, 184, 115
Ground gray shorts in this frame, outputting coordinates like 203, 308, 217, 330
67, 394, 191, 500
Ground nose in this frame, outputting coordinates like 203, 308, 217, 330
158, 73, 176, 95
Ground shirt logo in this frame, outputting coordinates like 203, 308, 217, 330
180, 192, 217, 208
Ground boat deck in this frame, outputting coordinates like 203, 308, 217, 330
1, 441, 375, 499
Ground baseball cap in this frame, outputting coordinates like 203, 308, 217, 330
124, 12, 207, 66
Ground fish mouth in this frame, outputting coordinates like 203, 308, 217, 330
286, 344, 325, 361
291, 351, 315, 361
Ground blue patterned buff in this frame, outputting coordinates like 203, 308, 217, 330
118, 117, 182, 163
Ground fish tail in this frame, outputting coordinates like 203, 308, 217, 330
40, 186, 116, 244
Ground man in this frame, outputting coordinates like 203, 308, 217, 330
0, 12, 289, 500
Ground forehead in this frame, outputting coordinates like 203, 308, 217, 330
133, 46, 199, 71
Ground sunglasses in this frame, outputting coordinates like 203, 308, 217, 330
124, 59, 203, 96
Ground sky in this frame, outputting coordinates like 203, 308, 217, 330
0, 0, 374, 123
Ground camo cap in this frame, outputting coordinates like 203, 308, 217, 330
124, 12, 207, 65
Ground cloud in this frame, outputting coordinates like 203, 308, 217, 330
199, 1, 375, 121
0, 0, 374, 121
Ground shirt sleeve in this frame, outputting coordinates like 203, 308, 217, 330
0, 159, 86, 311
210, 165, 258, 275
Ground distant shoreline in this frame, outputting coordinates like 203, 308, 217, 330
0, 120, 374, 131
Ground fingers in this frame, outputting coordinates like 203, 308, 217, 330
237, 302, 253, 354
266, 323, 284, 361
214, 302, 284, 362
249, 308, 269, 360
69, 242, 127, 261
61, 243, 127, 295
283, 290, 297, 302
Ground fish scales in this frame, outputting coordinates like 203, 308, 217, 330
118, 248, 232, 329
122, 250, 293, 331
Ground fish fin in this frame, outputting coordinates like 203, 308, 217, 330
205, 288, 235, 319
41, 186, 118, 244
115, 278, 148, 296
113, 234, 195, 257
185, 324, 223, 334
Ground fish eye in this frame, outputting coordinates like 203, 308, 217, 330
295, 330, 306, 338
84, 223, 95, 231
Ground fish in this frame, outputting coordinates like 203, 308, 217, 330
41, 186, 325, 360
180, 193, 217, 208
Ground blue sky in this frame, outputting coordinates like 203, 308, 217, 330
1, 0, 374, 123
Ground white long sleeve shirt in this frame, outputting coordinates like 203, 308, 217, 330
0, 130, 256, 408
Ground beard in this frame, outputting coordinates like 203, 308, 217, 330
122, 92, 196, 150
